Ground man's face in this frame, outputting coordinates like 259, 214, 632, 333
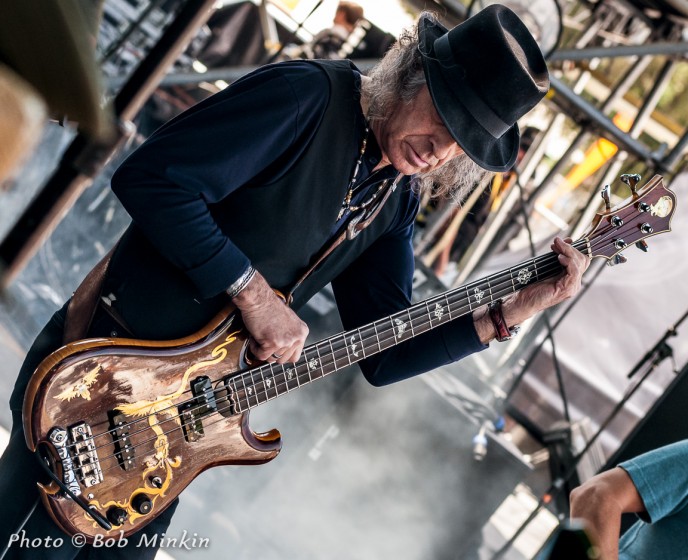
373, 85, 464, 175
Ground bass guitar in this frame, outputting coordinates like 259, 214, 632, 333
23, 174, 675, 540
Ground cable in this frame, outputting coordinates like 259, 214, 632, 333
512, 170, 571, 423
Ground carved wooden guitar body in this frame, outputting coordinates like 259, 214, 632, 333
23, 175, 675, 540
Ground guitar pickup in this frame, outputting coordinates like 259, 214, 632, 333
179, 376, 217, 442
110, 412, 135, 471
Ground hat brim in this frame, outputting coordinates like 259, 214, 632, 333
419, 16, 519, 173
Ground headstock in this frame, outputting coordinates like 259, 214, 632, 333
583, 175, 676, 264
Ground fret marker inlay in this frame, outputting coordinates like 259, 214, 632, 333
434, 303, 444, 320
517, 268, 532, 285
349, 335, 360, 357
472, 287, 485, 304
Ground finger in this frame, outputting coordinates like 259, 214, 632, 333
270, 347, 292, 364
558, 253, 572, 268
556, 237, 581, 258
249, 339, 281, 362
551, 236, 567, 253
283, 339, 306, 364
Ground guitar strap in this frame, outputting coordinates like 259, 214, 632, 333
284, 173, 400, 305
62, 243, 118, 345
62, 173, 400, 344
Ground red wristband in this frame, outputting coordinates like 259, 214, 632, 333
488, 299, 512, 342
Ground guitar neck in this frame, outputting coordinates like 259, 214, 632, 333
227, 239, 590, 412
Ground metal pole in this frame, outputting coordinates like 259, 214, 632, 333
549, 40, 688, 61
0, 0, 218, 287
629, 58, 676, 138
548, 76, 663, 165
571, 58, 676, 238
108, 59, 383, 89
662, 127, 688, 171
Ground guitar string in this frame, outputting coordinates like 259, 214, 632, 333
62, 229, 629, 461
75, 257, 573, 480
79, 271, 560, 481
56, 208, 656, 450
59, 246, 574, 456
64, 223, 639, 463
61, 234, 612, 460
80, 217, 650, 485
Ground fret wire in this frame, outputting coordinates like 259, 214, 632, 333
235, 256, 568, 411
257, 367, 268, 404
374, 319, 393, 352
425, 301, 433, 328
414, 306, 431, 335
326, 335, 340, 368
241, 371, 253, 409
316, 339, 337, 377
359, 324, 376, 354
373, 321, 382, 353
277, 364, 290, 393
406, 308, 415, 337
315, 341, 329, 377
315, 343, 326, 376
304, 348, 314, 383
241, 372, 255, 409
327, 338, 340, 371
297, 359, 311, 387
343, 332, 355, 364
232, 377, 242, 413
266, 364, 277, 399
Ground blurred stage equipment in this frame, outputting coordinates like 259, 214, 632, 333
0, 0, 110, 187
0, 0, 217, 289
494, 306, 688, 558
467, 0, 563, 58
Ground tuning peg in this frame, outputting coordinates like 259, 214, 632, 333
600, 184, 611, 211
620, 174, 642, 199
607, 253, 628, 267
636, 240, 649, 252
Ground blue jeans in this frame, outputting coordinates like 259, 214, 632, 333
0, 302, 179, 560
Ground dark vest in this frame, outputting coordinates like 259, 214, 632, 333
106, 60, 410, 339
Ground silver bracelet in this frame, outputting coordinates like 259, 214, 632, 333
225, 265, 256, 299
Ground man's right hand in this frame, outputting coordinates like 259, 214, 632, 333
230, 271, 309, 364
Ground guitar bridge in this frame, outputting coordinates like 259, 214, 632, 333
48, 422, 103, 495
70, 422, 103, 488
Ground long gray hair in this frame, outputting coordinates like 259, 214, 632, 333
362, 13, 490, 201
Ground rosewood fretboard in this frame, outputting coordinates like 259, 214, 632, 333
224, 239, 589, 413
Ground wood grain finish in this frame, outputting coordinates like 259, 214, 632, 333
24, 304, 281, 541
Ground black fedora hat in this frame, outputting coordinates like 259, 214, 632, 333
419, 5, 549, 172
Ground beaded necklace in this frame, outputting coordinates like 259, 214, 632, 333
336, 120, 370, 221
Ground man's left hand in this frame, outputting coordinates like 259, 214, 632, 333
475, 237, 590, 344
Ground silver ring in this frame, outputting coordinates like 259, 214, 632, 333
271, 353, 282, 359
